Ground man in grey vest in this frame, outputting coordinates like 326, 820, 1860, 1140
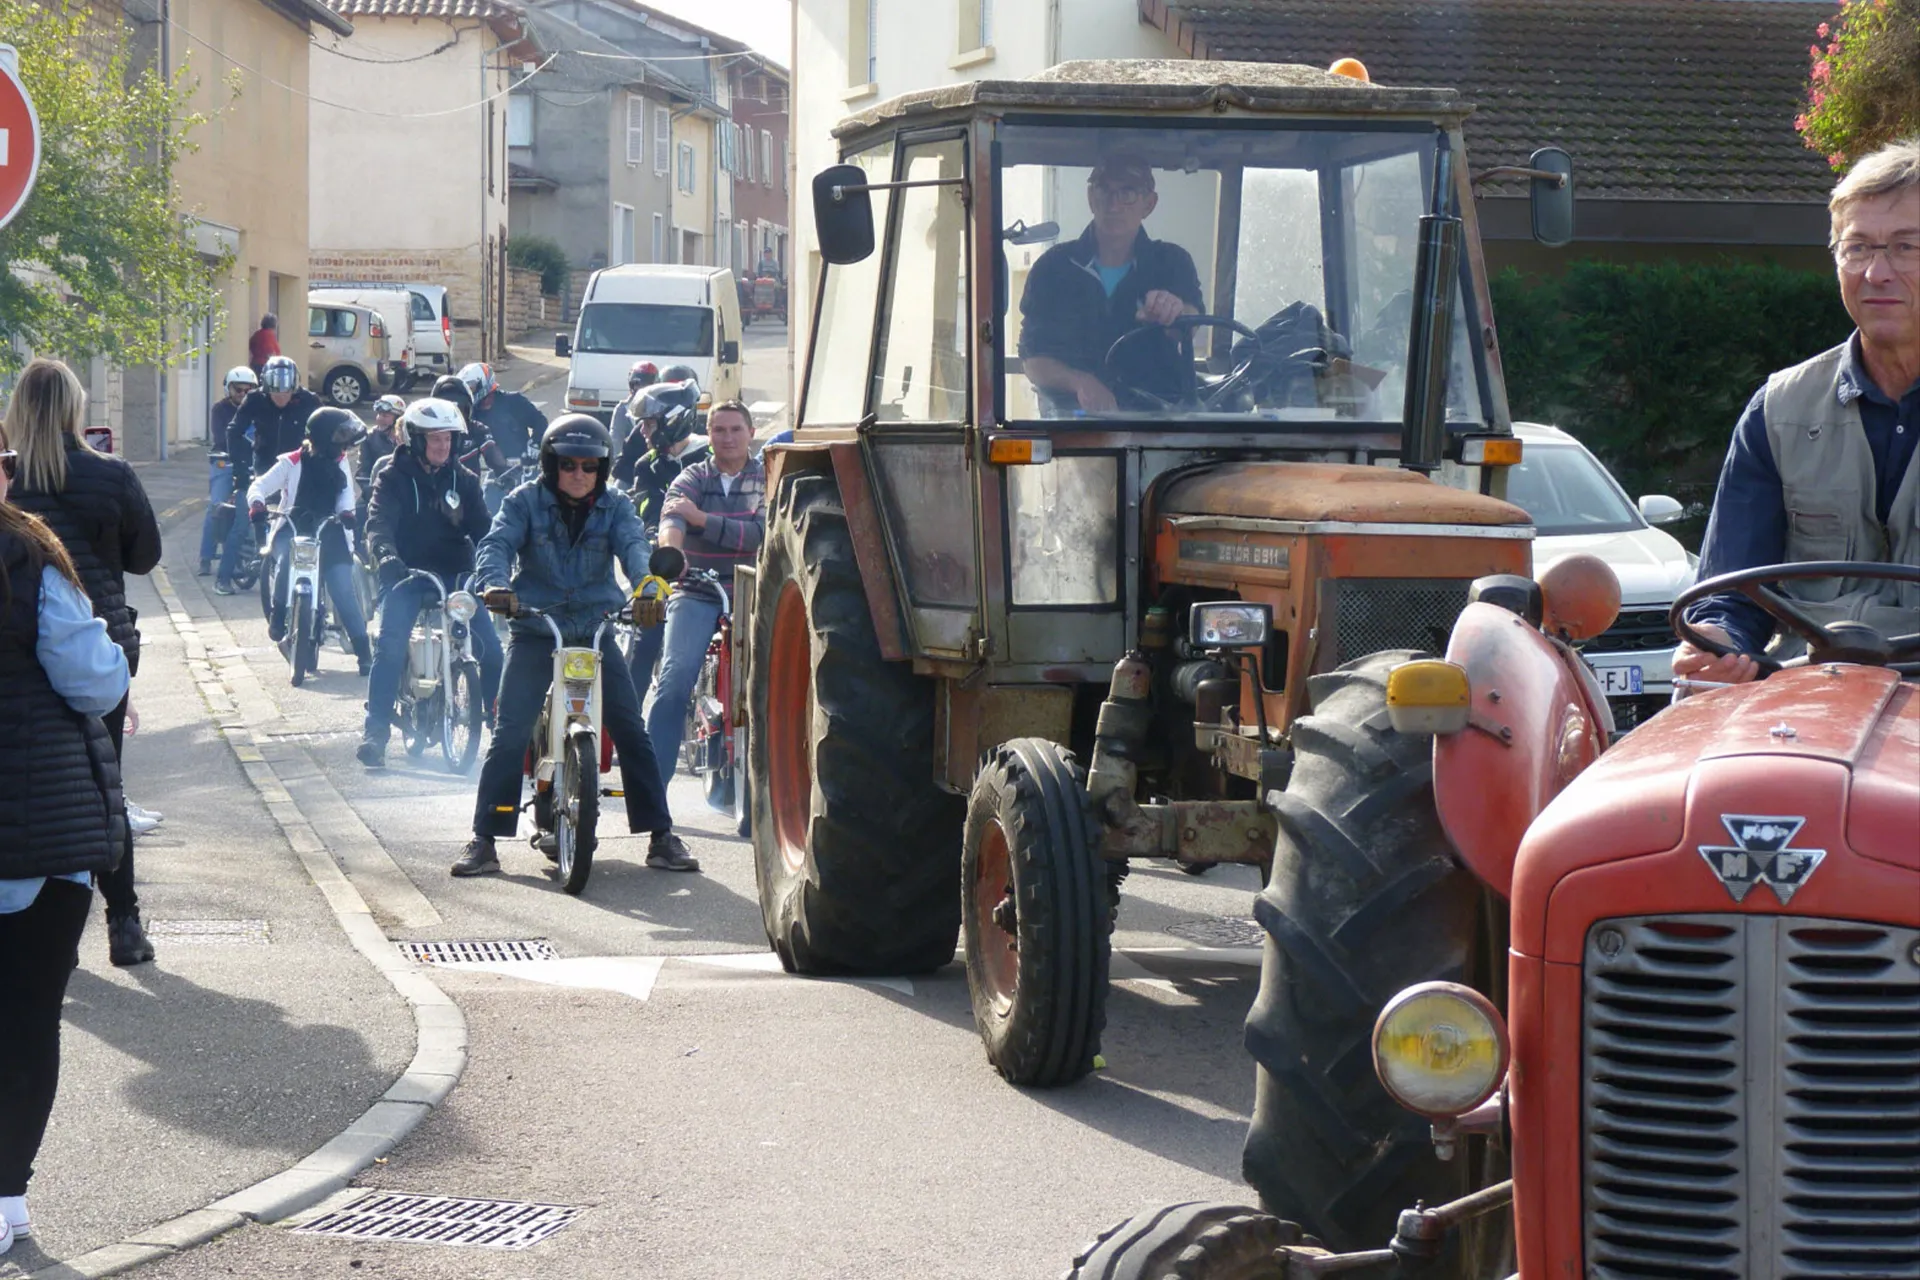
1677, 137, 1919, 682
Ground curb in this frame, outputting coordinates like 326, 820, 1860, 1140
27, 543, 467, 1278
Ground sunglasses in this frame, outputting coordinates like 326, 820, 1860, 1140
556, 458, 602, 475
0, 451, 15, 481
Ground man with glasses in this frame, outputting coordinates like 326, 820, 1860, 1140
1677, 136, 1919, 682
1017, 150, 1203, 416
456, 414, 694, 878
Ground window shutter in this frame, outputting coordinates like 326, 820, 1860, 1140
761, 130, 773, 187
626, 95, 646, 166
653, 107, 670, 175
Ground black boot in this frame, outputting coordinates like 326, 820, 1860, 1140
353, 636, 372, 677
108, 912, 156, 967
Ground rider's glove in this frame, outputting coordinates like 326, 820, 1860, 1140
630, 580, 668, 629
249, 501, 268, 521
483, 587, 518, 616
378, 557, 406, 588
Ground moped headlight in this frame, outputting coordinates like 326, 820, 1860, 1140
561, 650, 598, 682
1372, 982, 1508, 1119
446, 590, 479, 623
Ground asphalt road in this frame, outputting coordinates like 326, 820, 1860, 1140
118, 358, 1279, 1277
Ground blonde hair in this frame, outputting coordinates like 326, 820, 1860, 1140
0, 420, 84, 597
4, 358, 95, 493
1830, 136, 1920, 240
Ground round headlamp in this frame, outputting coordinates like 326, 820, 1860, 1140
446, 591, 480, 623
1371, 982, 1508, 1119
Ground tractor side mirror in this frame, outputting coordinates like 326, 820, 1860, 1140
1528, 147, 1575, 248
814, 164, 876, 265
554, 333, 571, 358
1189, 602, 1271, 649
648, 545, 686, 580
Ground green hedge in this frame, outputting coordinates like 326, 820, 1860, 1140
507, 234, 569, 296
1489, 260, 1853, 545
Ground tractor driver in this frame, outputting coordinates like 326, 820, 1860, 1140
1017, 150, 1203, 416
1676, 137, 1919, 684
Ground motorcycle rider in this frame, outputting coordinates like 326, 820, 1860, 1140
643, 400, 764, 785
200, 365, 257, 578
356, 394, 408, 528
458, 415, 699, 877
356, 399, 504, 769
458, 361, 548, 466
608, 360, 660, 479
614, 378, 706, 522
431, 374, 512, 478
235, 355, 323, 478
247, 406, 373, 674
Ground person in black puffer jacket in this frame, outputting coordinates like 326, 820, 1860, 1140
0, 418, 130, 1251
5, 359, 161, 967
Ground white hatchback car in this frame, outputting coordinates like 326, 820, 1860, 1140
1509, 423, 1696, 731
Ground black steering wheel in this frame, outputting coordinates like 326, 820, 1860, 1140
1670, 561, 1920, 674
1102, 314, 1262, 412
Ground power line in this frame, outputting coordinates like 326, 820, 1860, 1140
311, 28, 468, 64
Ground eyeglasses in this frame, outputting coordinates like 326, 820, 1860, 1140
1832, 239, 1920, 272
0, 451, 14, 480
1089, 182, 1149, 209
556, 458, 601, 474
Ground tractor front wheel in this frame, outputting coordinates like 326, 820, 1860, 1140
1066, 1202, 1302, 1280
748, 473, 964, 974
961, 739, 1109, 1086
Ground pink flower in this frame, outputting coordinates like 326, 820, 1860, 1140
1795, 113, 1810, 130
1829, 152, 1847, 168
1812, 59, 1831, 83
1813, 87, 1828, 108
1817, 21, 1829, 36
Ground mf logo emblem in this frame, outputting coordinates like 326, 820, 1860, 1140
1697, 815, 1827, 905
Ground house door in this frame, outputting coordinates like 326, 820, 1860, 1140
176, 312, 211, 442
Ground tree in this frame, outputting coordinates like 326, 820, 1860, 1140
0, 0, 226, 374
1797, 0, 1920, 169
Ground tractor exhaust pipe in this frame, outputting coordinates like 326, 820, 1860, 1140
1401, 142, 1463, 475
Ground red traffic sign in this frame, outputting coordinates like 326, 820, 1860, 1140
0, 46, 41, 233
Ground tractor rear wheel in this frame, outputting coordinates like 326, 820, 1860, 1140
1066, 1202, 1302, 1280
1242, 650, 1492, 1258
748, 473, 964, 973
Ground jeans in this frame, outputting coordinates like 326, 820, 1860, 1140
213, 482, 257, 584
363, 577, 503, 746
625, 618, 664, 708
0, 878, 91, 1195
472, 629, 673, 839
268, 524, 368, 653
641, 589, 723, 790
100, 696, 136, 918
198, 459, 234, 563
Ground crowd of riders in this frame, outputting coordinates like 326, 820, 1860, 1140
194, 349, 756, 882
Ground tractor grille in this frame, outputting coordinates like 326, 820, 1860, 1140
1586, 606, 1679, 655
1331, 578, 1469, 664
1582, 915, 1920, 1279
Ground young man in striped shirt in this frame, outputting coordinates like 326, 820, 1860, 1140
642, 401, 766, 785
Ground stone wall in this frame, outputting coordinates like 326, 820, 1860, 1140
309, 246, 483, 322
505, 267, 562, 341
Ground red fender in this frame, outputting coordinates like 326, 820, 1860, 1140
1433, 601, 1611, 899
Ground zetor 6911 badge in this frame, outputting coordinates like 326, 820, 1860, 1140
1073, 557, 1919, 1280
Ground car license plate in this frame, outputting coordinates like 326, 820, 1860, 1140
1599, 666, 1643, 697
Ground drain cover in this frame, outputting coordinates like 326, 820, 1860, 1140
147, 919, 271, 945
1164, 917, 1264, 948
397, 939, 557, 965
293, 1192, 581, 1249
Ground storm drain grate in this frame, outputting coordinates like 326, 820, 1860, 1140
396, 939, 558, 965
148, 919, 271, 945
1164, 917, 1265, 948
293, 1192, 582, 1250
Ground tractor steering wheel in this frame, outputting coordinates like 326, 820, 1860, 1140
1670, 561, 1920, 674
1102, 314, 1262, 413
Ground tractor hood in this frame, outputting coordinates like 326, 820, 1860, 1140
1157, 462, 1532, 527
1511, 665, 1919, 959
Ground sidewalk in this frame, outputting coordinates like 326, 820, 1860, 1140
0, 486, 416, 1278
494, 340, 569, 398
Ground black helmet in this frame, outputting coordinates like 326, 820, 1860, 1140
539, 413, 613, 496
305, 406, 367, 457
660, 364, 699, 389
430, 374, 474, 427
639, 379, 700, 449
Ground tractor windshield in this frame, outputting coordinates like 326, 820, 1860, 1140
996, 121, 1487, 429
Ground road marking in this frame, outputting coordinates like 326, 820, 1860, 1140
457, 955, 667, 1003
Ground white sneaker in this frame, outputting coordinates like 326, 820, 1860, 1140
0, 1194, 27, 1239
0, 1216, 12, 1256
127, 810, 160, 836
126, 801, 164, 824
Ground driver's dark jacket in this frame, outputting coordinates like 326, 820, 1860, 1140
235, 387, 323, 476
478, 390, 546, 462
366, 448, 490, 583
474, 482, 650, 644
1017, 223, 1203, 407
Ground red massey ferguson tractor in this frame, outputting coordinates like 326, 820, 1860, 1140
1067, 559, 1920, 1279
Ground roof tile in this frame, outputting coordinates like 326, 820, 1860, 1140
326, 0, 520, 20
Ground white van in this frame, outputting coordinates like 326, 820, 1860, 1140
556, 264, 743, 421
309, 282, 454, 386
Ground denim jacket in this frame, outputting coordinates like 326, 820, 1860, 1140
474, 481, 650, 643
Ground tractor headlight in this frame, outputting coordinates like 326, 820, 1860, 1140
445, 591, 480, 623
1372, 982, 1508, 1119
561, 650, 598, 682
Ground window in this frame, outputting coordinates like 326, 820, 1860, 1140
743, 127, 755, 183
625, 94, 646, 166
782, 139, 789, 193
653, 106, 670, 175
849, 0, 876, 87
802, 142, 893, 425
486, 102, 496, 194
308, 308, 327, 338
507, 93, 532, 148
871, 137, 968, 423
574, 302, 714, 356
760, 130, 773, 187
958, 0, 991, 52
613, 202, 636, 266
677, 141, 696, 195
718, 216, 732, 268
651, 212, 664, 263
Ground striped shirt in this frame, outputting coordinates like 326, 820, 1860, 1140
660, 457, 766, 581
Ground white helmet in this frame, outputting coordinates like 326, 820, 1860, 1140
371, 394, 406, 418
401, 397, 466, 441
456, 361, 497, 404
225, 366, 259, 390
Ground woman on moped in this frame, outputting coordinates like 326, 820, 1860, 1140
247, 406, 371, 673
